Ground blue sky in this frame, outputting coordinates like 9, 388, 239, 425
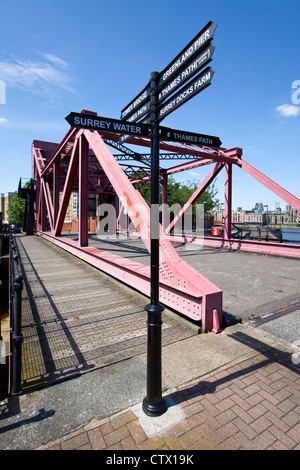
0, 0, 299, 211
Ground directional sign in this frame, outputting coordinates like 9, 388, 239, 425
160, 125, 222, 148
65, 112, 150, 137
157, 67, 214, 122
120, 21, 216, 123
126, 100, 151, 123
157, 21, 217, 88
158, 44, 215, 103
120, 85, 150, 120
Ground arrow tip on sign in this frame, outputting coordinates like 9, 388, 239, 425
65, 113, 73, 125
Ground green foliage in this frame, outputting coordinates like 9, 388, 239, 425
6, 191, 25, 224
135, 176, 219, 211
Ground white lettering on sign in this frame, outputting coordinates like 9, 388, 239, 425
161, 27, 212, 83
73, 115, 143, 135
194, 70, 211, 89
159, 47, 213, 101
159, 76, 181, 100
112, 122, 142, 134
127, 102, 150, 122
158, 69, 212, 119
174, 132, 197, 143
173, 132, 213, 145
122, 89, 149, 118
181, 48, 210, 80
74, 116, 112, 130
159, 99, 176, 118
175, 85, 194, 104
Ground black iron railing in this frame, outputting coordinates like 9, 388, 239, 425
9, 234, 23, 395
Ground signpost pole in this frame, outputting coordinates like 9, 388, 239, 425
142, 72, 167, 417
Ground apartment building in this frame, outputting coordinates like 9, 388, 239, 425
211, 208, 300, 226
0, 192, 14, 223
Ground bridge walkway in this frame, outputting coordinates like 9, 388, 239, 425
15, 235, 196, 392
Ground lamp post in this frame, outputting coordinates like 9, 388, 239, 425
264, 205, 269, 241
204, 202, 207, 235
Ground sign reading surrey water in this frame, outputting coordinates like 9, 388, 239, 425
65, 112, 150, 137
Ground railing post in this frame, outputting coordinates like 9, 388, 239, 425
0, 280, 2, 341
9, 239, 24, 396
12, 270, 23, 395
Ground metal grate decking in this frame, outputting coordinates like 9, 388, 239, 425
15, 235, 196, 391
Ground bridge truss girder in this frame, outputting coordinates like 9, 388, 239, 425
31, 111, 300, 332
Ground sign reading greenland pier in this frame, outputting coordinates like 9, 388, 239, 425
157, 21, 216, 88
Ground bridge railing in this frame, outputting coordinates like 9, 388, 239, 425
9, 233, 23, 395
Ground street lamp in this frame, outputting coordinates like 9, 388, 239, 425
204, 202, 207, 234
264, 205, 269, 241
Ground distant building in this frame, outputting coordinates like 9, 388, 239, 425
0, 192, 14, 223
244, 212, 266, 224
232, 210, 246, 223
60, 192, 98, 222
252, 202, 264, 212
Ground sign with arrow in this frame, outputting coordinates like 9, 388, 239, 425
157, 21, 217, 88
157, 67, 214, 122
160, 125, 222, 148
158, 44, 215, 103
120, 86, 150, 121
65, 112, 150, 137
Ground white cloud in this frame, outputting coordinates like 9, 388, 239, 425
0, 53, 76, 98
276, 104, 300, 117
39, 53, 70, 70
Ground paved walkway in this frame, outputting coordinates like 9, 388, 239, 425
15, 235, 195, 391
1, 235, 299, 451
34, 324, 299, 451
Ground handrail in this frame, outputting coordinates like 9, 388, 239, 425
9, 232, 23, 395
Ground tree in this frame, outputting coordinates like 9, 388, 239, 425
135, 175, 219, 211
6, 191, 25, 225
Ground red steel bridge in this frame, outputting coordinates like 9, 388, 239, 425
25, 110, 300, 334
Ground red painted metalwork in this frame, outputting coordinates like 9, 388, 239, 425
31, 110, 300, 333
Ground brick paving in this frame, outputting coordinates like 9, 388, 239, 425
39, 348, 300, 451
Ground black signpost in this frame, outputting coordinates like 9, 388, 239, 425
66, 21, 219, 419
117, 20, 218, 418
142, 72, 167, 417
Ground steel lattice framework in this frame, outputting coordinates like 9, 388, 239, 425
31, 110, 300, 333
